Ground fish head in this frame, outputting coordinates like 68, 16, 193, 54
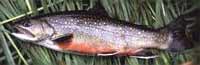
12, 19, 54, 41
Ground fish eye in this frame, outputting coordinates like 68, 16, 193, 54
22, 22, 32, 27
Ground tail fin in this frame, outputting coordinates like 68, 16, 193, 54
167, 8, 200, 32
87, 0, 109, 17
166, 8, 200, 52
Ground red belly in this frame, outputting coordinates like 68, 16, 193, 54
57, 40, 116, 54
56, 38, 143, 56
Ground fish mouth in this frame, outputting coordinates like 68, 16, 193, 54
11, 25, 38, 41
15, 26, 34, 36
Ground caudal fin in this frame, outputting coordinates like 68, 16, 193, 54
166, 8, 200, 52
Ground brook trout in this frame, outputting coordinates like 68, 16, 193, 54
11, 10, 193, 56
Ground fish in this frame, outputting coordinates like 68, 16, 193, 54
11, 10, 194, 56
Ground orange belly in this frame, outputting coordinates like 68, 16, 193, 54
57, 40, 116, 55
56, 38, 143, 56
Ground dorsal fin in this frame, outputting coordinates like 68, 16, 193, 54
87, 0, 109, 16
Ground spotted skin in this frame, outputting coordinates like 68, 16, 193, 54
43, 14, 169, 50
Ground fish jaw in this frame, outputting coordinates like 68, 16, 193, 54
11, 33, 38, 41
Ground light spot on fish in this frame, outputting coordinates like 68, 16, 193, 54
70, 19, 74, 22
102, 22, 106, 25
84, 22, 87, 24
138, 32, 141, 34
64, 22, 68, 24
94, 22, 97, 25
55, 20, 58, 23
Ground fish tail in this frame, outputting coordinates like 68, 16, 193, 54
166, 8, 200, 52
167, 8, 199, 32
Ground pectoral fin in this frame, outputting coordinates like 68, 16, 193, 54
52, 34, 73, 43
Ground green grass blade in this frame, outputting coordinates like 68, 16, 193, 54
3, 31, 29, 65
0, 26, 15, 65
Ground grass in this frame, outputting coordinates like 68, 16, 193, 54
0, 0, 197, 65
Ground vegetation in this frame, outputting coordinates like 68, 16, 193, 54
0, 0, 198, 65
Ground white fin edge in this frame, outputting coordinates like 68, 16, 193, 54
130, 55, 159, 59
